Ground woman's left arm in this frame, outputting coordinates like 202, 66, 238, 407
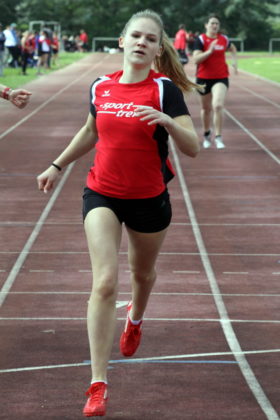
135, 106, 200, 157
228, 43, 238, 75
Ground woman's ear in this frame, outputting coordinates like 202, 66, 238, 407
156, 45, 163, 57
119, 37, 124, 49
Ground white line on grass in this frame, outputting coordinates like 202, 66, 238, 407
170, 140, 279, 419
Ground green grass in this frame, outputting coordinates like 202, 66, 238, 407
1, 51, 89, 89
231, 53, 280, 83
2, 51, 280, 89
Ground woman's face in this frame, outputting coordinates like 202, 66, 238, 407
119, 18, 162, 68
205, 17, 220, 35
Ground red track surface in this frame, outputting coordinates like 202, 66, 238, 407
0, 53, 279, 420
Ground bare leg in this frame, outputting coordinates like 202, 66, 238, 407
211, 83, 228, 136
84, 208, 122, 382
199, 92, 212, 133
126, 226, 168, 321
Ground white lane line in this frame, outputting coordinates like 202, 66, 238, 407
223, 271, 249, 275
1, 251, 280, 257
237, 68, 280, 87
173, 270, 200, 273
225, 109, 280, 166
232, 82, 280, 109
2, 292, 280, 297
170, 141, 280, 419
29, 270, 54, 273
0, 317, 279, 323
0, 163, 75, 307
1, 349, 279, 374
0, 56, 109, 141
1, 221, 280, 227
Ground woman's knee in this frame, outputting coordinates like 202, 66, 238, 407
130, 267, 157, 285
91, 271, 118, 300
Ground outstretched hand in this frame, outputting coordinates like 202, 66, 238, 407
9, 89, 32, 109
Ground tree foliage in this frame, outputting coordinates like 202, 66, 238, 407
0, 0, 279, 50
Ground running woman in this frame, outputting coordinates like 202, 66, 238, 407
37, 9, 200, 417
0, 84, 31, 108
193, 14, 237, 149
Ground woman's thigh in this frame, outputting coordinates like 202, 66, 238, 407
84, 207, 122, 282
211, 82, 228, 107
126, 227, 168, 275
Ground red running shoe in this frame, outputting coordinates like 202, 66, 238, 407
120, 301, 142, 357
83, 382, 108, 417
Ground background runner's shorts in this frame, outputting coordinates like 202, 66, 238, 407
82, 187, 172, 233
196, 77, 229, 95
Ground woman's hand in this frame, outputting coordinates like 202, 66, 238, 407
135, 106, 174, 129
9, 89, 32, 108
37, 166, 60, 194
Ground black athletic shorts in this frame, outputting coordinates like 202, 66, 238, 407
196, 77, 229, 95
82, 187, 172, 233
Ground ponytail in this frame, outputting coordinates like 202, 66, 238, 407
154, 31, 200, 93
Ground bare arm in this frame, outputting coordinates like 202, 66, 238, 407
228, 43, 238, 74
193, 39, 218, 65
37, 113, 97, 193
0, 84, 32, 108
135, 106, 200, 157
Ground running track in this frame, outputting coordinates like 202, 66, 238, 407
0, 53, 279, 420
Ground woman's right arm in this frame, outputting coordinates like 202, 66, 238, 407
193, 39, 217, 65
37, 113, 97, 193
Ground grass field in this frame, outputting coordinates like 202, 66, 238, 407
0, 52, 89, 89
1, 51, 280, 88
237, 55, 280, 83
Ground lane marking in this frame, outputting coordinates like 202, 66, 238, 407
173, 270, 201, 273
1, 292, 280, 297
1, 349, 279, 374
0, 56, 109, 141
232, 83, 280, 109
223, 271, 248, 274
1, 251, 280, 256
170, 140, 280, 419
1, 221, 280, 227
29, 270, 54, 273
225, 109, 280, 166
0, 317, 279, 323
0, 163, 75, 307
237, 68, 280, 87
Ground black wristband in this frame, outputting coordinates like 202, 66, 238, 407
51, 162, 62, 171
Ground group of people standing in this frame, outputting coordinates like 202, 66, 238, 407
2, 9, 238, 418
0, 23, 60, 77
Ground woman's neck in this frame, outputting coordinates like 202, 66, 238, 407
119, 65, 151, 84
206, 31, 217, 38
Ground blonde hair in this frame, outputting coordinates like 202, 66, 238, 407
121, 9, 199, 93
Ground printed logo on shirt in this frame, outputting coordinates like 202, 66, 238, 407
98, 102, 146, 118
101, 90, 111, 97
214, 45, 225, 51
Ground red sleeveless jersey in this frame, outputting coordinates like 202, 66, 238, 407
195, 33, 230, 79
87, 69, 189, 199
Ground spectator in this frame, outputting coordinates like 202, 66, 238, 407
174, 24, 189, 65
21, 31, 36, 75
4, 23, 19, 68
0, 23, 5, 77
79, 29, 89, 52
